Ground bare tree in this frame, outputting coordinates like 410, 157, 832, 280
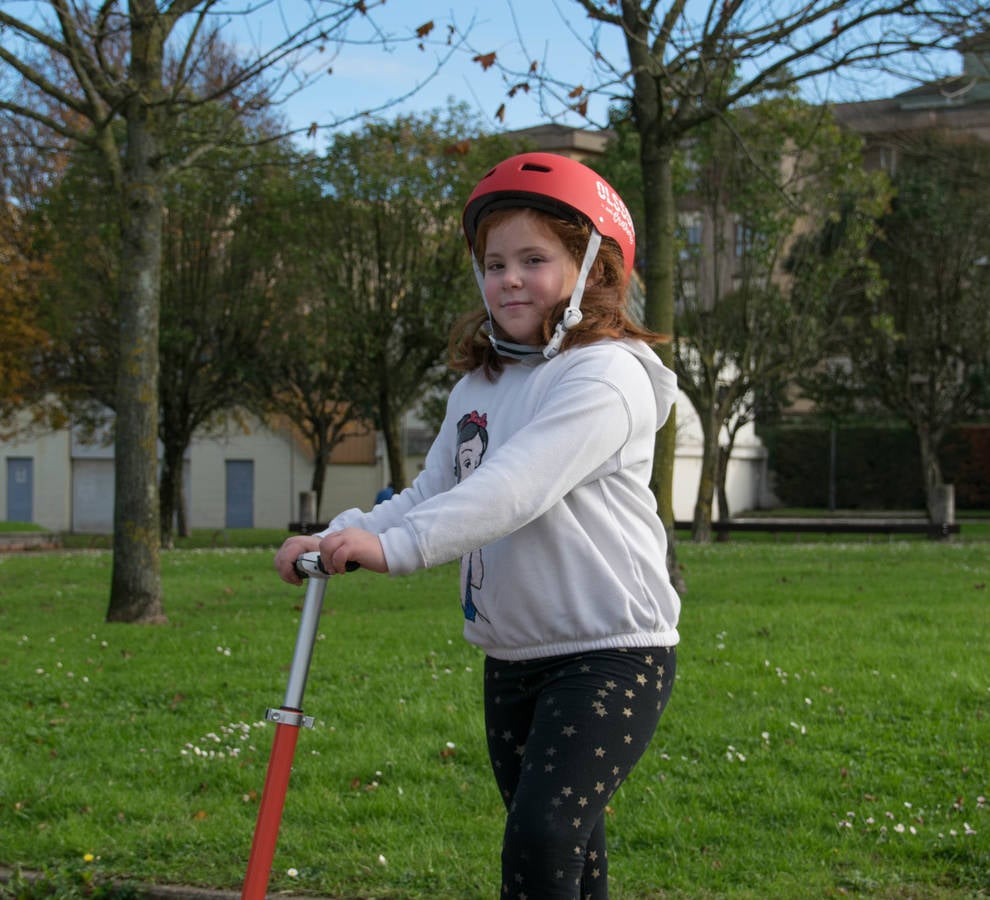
0, 1, 446, 622
467, 0, 988, 583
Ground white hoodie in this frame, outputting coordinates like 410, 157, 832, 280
318, 338, 680, 661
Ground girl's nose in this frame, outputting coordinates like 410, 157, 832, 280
502, 265, 523, 287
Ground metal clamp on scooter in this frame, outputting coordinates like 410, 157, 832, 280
265, 708, 314, 728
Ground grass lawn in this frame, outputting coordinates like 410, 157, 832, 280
0, 537, 987, 899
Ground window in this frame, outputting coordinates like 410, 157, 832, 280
680, 216, 703, 261
735, 222, 754, 258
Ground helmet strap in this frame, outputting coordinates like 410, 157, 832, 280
543, 228, 601, 359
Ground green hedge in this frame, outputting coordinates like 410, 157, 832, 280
759, 423, 989, 510
943, 425, 990, 506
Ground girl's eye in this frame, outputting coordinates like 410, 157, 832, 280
525, 255, 545, 265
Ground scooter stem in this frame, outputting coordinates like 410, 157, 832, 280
241, 551, 331, 900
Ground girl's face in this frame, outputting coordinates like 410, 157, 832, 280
481, 210, 579, 347
456, 432, 484, 482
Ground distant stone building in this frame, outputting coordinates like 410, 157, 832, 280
831, 33, 990, 166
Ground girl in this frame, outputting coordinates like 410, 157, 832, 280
274, 151, 680, 899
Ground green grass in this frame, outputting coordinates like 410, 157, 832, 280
0, 539, 988, 899
0, 521, 47, 533
57, 527, 291, 551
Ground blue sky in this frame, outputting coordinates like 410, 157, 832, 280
237, 0, 622, 139
6, 0, 958, 140
230, 0, 953, 141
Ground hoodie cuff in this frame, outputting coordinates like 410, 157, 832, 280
379, 523, 425, 576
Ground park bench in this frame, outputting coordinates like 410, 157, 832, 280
674, 517, 960, 541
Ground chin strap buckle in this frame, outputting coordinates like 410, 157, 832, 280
543, 308, 584, 359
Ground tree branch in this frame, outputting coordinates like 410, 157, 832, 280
50, 0, 119, 116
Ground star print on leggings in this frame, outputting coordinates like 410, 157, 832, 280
485, 645, 677, 899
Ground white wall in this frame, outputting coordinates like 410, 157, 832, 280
2, 397, 767, 532
673, 394, 769, 521
188, 422, 297, 529
0, 412, 71, 531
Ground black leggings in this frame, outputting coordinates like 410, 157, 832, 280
484, 646, 676, 900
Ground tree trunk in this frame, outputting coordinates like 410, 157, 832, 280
639, 138, 685, 591
310, 439, 330, 517
106, 22, 165, 623
177, 478, 189, 539
159, 443, 184, 549
716, 442, 732, 522
380, 403, 406, 493
916, 423, 945, 522
108, 173, 165, 622
691, 405, 720, 543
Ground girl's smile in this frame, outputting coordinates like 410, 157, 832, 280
482, 210, 580, 347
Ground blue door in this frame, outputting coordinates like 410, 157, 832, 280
225, 460, 254, 528
6, 457, 33, 523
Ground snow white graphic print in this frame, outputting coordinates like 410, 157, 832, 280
455, 410, 489, 623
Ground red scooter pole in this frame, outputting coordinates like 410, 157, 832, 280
242, 551, 353, 900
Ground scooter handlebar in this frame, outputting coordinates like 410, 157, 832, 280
294, 550, 359, 579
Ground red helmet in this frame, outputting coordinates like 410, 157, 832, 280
462, 152, 636, 282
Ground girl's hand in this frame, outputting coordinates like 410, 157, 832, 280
273, 534, 321, 585
319, 528, 388, 574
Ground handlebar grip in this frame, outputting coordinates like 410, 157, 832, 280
294, 550, 360, 579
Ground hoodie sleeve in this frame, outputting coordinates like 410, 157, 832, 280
380, 345, 665, 575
